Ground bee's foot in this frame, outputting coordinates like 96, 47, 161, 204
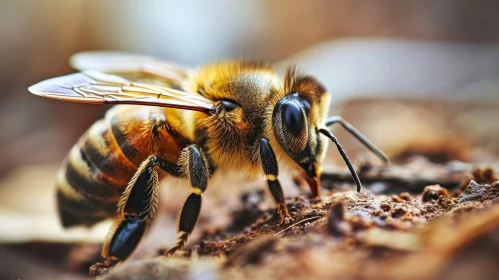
309, 196, 322, 204
164, 246, 180, 257
89, 262, 112, 277
279, 215, 295, 226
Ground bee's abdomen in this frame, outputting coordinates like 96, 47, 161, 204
56, 119, 134, 227
56, 106, 192, 228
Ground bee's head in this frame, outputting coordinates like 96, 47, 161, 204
271, 67, 330, 191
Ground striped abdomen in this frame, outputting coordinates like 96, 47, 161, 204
57, 105, 195, 227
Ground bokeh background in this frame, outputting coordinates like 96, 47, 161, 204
2, 0, 499, 279
2, 0, 499, 176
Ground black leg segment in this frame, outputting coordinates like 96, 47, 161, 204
267, 179, 285, 205
107, 216, 148, 260
120, 156, 159, 218
178, 193, 202, 233
259, 138, 279, 177
186, 146, 209, 193
165, 145, 209, 256
90, 155, 160, 276
157, 157, 183, 177
259, 138, 293, 225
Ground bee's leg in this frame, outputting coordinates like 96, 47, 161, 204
164, 145, 209, 256
259, 138, 294, 225
326, 116, 389, 165
90, 155, 160, 277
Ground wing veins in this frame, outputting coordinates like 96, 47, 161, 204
29, 70, 215, 114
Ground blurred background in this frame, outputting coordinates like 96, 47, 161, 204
2, 0, 499, 175
2, 0, 499, 278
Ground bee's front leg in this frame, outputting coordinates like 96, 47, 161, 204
164, 145, 210, 256
90, 155, 161, 277
259, 138, 294, 225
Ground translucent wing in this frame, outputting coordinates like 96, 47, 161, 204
28, 70, 214, 113
70, 51, 188, 86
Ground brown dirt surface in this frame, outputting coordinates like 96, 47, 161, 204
98, 173, 499, 280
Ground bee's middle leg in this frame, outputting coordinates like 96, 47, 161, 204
89, 155, 162, 276
164, 145, 209, 256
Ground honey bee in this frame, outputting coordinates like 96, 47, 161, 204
29, 52, 388, 276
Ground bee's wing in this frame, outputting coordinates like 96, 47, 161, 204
28, 70, 214, 113
70, 51, 188, 86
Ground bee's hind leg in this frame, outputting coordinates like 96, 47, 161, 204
164, 145, 210, 256
90, 155, 161, 277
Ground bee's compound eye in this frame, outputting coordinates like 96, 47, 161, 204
281, 100, 305, 137
221, 100, 238, 112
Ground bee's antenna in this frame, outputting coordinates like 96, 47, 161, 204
325, 116, 389, 165
319, 128, 362, 192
